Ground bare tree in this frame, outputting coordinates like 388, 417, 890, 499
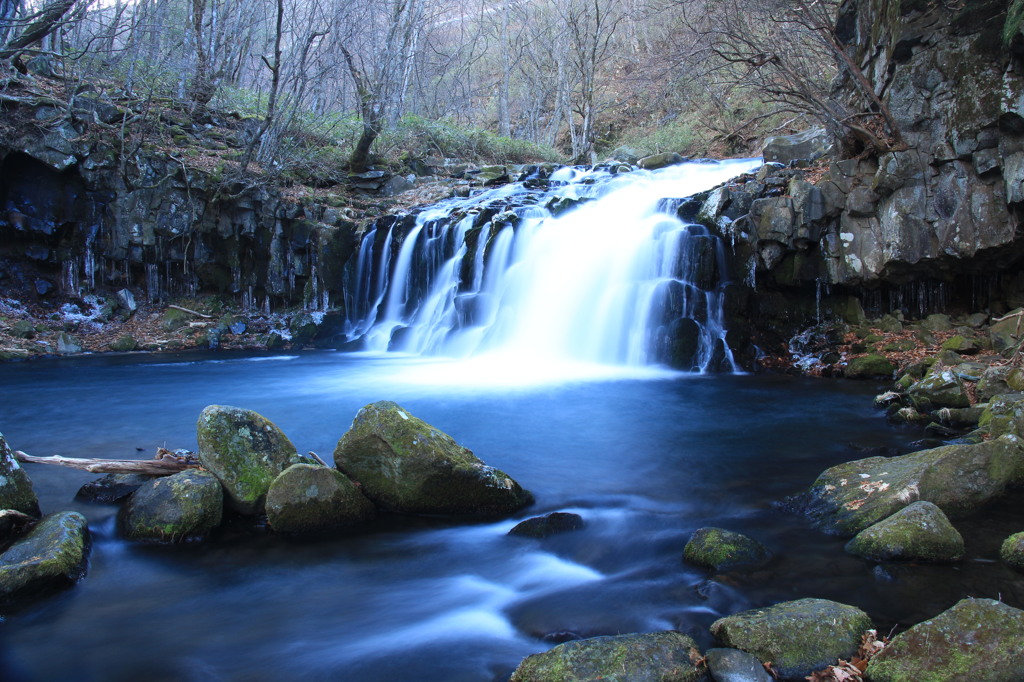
0, 0, 81, 60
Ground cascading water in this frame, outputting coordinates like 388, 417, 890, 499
344, 158, 761, 378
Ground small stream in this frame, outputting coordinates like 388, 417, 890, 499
1, 351, 1022, 681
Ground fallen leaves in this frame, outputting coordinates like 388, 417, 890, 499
805, 629, 888, 681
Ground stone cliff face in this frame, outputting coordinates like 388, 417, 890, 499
0, 99, 356, 312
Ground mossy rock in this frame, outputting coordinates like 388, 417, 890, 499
977, 366, 1012, 401
638, 152, 685, 170
989, 308, 1024, 356
977, 394, 1024, 437
509, 631, 705, 682
844, 501, 964, 562
509, 512, 584, 538
922, 314, 953, 332
805, 436, 1024, 535
288, 312, 319, 346
908, 366, 971, 409
682, 527, 770, 571
266, 464, 376, 536
161, 307, 191, 331
1000, 531, 1024, 572
0, 433, 40, 517
197, 405, 298, 514
119, 470, 223, 542
940, 334, 979, 354
334, 401, 533, 517
710, 598, 871, 680
109, 334, 137, 352
877, 315, 904, 333
706, 648, 771, 682
1008, 368, 1024, 392
0, 511, 89, 604
845, 354, 896, 379
865, 598, 1024, 682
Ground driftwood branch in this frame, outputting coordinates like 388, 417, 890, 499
167, 304, 213, 319
14, 451, 199, 475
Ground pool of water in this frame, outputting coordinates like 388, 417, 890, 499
0, 350, 1021, 681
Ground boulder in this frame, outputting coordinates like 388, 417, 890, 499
682, 527, 771, 571
908, 366, 971, 409
333, 401, 533, 516
638, 152, 685, 170
705, 648, 772, 682
989, 309, 1024, 356
509, 631, 705, 682
978, 394, 1024, 438
119, 470, 223, 542
805, 436, 1024, 535
266, 464, 376, 536
844, 354, 896, 379
977, 366, 1012, 401
0, 511, 89, 604
710, 598, 870, 681
196, 405, 298, 514
864, 598, 1024, 682
1000, 531, 1024, 572
509, 512, 584, 538
76, 473, 155, 504
844, 501, 964, 562
762, 128, 832, 164
0, 433, 40, 517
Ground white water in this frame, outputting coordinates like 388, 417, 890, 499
346, 158, 762, 383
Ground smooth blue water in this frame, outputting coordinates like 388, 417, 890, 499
0, 351, 1021, 681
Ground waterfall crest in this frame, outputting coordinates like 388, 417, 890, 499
344, 158, 761, 375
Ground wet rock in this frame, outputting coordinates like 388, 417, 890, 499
1000, 531, 1024, 572
844, 354, 896, 379
865, 598, 1024, 682
638, 152, 685, 170
288, 312, 319, 346
509, 512, 584, 538
0, 509, 35, 546
196, 405, 298, 514
509, 631, 705, 682
908, 366, 971, 409
682, 527, 770, 572
705, 647, 772, 682
120, 470, 223, 542
844, 501, 964, 562
333, 401, 533, 517
76, 473, 155, 504
266, 464, 376, 536
710, 598, 871, 681
805, 436, 1024, 535
0, 511, 89, 604
0, 433, 40, 517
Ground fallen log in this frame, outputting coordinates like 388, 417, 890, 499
167, 304, 213, 319
14, 451, 199, 475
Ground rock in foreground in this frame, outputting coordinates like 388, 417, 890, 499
334, 401, 532, 516
844, 501, 964, 562
509, 631, 705, 682
710, 598, 871, 680
266, 464, 376, 536
865, 598, 1024, 682
0, 511, 89, 604
197, 405, 298, 514
682, 527, 770, 571
119, 470, 223, 542
0, 432, 40, 517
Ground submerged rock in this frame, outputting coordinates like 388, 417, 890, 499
865, 598, 1024, 682
804, 436, 1024, 535
508, 512, 584, 538
0, 433, 40, 517
705, 647, 772, 682
709, 598, 871, 681
266, 464, 376, 536
0, 511, 90, 604
509, 631, 705, 682
844, 501, 964, 562
682, 527, 770, 571
333, 401, 533, 516
120, 470, 223, 542
76, 473, 155, 504
196, 405, 297, 514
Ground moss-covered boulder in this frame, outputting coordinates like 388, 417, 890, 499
76, 473, 155, 504
682, 527, 771, 571
509, 512, 584, 538
638, 152, 685, 170
989, 308, 1024, 356
844, 501, 964, 562
865, 598, 1024, 682
266, 464, 376, 536
109, 334, 137, 352
978, 393, 1024, 438
509, 631, 705, 682
197, 405, 297, 514
976, 366, 1012, 401
908, 366, 971, 409
0, 511, 89, 604
333, 401, 533, 516
844, 354, 896, 379
805, 436, 1024, 535
710, 598, 871, 681
119, 470, 223, 542
0, 433, 40, 517
1000, 531, 1024, 572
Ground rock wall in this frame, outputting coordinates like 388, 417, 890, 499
0, 100, 357, 312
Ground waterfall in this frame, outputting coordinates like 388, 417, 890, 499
344, 158, 761, 374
